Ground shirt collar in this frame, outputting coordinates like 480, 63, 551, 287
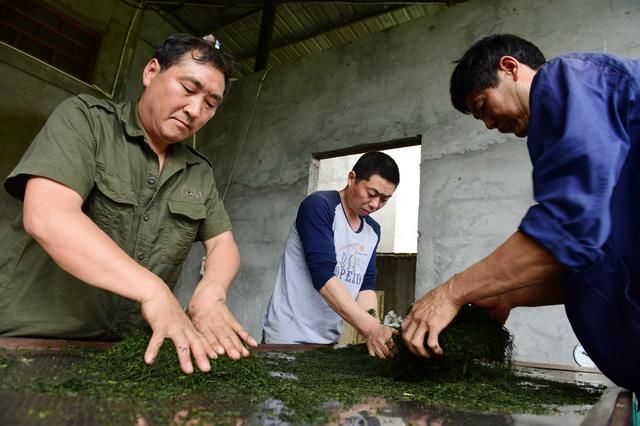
117, 100, 145, 138
118, 100, 203, 167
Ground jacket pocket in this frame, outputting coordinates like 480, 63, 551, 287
160, 199, 205, 265
85, 167, 137, 245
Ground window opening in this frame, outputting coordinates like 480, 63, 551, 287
0, 0, 101, 82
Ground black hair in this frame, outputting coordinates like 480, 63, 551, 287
450, 34, 546, 114
153, 33, 234, 96
352, 151, 400, 187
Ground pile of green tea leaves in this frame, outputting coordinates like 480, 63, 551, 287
2, 310, 604, 425
382, 305, 514, 380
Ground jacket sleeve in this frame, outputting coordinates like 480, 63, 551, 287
520, 56, 633, 271
296, 193, 338, 291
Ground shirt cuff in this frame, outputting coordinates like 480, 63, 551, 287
519, 205, 604, 272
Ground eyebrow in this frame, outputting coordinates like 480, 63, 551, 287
369, 188, 393, 198
182, 76, 223, 103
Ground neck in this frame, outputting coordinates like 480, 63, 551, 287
339, 189, 361, 230
137, 99, 168, 170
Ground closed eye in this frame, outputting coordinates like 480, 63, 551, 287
181, 83, 195, 94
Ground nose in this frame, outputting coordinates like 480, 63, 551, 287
183, 98, 203, 119
482, 116, 496, 130
369, 198, 380, 210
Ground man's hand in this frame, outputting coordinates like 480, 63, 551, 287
140, 285, 215, 374
188, 232, 256, 359
401, 281, 462, 358
363, 322, 397, 359
188, 284, 257, 359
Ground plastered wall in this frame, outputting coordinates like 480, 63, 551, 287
198, 0, 640, 366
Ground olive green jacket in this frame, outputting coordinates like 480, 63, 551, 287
0, 95, 231, 339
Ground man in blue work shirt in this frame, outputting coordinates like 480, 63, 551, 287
401, 34, 640, 407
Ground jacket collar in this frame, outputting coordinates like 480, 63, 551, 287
119, 100, 204, 167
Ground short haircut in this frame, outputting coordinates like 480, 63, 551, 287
450, 34, 546, 114
352, 151, 400, 187
153, 33, 234, 96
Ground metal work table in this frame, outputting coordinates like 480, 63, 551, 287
0, 337, 630, 425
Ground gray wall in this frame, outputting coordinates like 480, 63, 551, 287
198, 0, 640, 366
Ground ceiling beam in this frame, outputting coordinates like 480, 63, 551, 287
236, 4, 407, 64
254, 0, 277, 71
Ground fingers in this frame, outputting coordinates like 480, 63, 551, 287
192, 306, 257, 360
381, 336, 397, 359
411, 324, 432, 358
401, 315, 446, 358
199, 320, 248, 360
174, 339, 194, 374
225, 319, 255, 357
144, 331, 165, 365
368, 340, 388, 359
188, 334, 212, 373
145, 326, 214, 374
368, 327, 397, 359
402, 314, 433, 358
171, 331, 212, 375
215, 331, 247, 360
425, 324, 444, 356
234, 325, 258, 348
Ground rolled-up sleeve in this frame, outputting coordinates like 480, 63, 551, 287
520, 56, 632, 271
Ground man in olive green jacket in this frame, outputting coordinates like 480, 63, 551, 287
0, 33, 256, 374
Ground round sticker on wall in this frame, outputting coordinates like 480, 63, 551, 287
573, 344, 596, 368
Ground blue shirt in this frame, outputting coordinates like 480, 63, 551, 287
520, 52, 640, 391
262, 191, 380, 344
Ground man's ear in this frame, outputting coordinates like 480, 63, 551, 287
498, 56, 520, 80
142, 58, 161, 88
347, 170, 356, 186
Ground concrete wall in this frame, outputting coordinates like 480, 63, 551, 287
197, 0, 640, 366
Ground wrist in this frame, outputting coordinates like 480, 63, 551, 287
445, 273, 468, 307
358, 315, 381, 337
136, 277, 170, 304
193, 280, 227, 303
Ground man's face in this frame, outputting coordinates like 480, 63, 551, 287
346, 173, 396, 216
140, 53, 225, 147
465, 71, 530, 138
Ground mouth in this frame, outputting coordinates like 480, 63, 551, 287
171, 117, 190, 130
